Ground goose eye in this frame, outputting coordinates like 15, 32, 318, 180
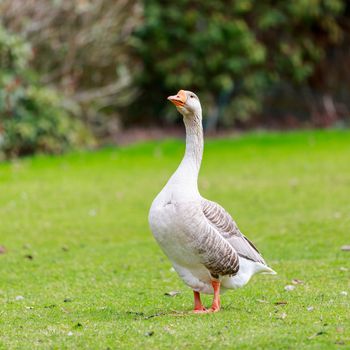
190, 95, 194, 98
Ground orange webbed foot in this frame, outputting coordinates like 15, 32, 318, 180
193, 305, 208, 313
208, 280, 221, 313
208, 305, 220, 313
193, 291, 208, 313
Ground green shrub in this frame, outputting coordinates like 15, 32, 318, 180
132, 0, 346, 128
0, 24, 94, 159
1, 0, 142, 135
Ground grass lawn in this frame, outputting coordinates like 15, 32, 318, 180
0, 129, 349, 349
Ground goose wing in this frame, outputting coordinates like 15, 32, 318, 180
201, 198, 266, 265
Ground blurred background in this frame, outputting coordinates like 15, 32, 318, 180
0, 0, 349, 159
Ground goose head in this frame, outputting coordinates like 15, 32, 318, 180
168, 90, 202, 118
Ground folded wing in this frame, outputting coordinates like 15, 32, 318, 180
201, 198, 266, 265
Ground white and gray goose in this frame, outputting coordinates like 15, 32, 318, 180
149, 90, 276, 313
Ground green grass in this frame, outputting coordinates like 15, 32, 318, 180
0, 129, 349, 349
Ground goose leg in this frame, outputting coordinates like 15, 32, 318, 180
193, 291, 207, 312
209, 280, 221, 312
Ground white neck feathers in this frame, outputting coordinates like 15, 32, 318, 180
168, 112, 203, 188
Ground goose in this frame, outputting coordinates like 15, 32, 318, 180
149, 90, 276, 313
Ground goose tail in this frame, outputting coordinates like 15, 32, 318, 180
260, 265, 277, 275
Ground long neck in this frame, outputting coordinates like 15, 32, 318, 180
169, 112, 203, 187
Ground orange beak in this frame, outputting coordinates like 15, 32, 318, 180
167, 90, 187, 107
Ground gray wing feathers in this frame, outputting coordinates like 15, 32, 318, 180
176, 201, 239, 277
201, 199, 266, 265
195, 218, 239, 277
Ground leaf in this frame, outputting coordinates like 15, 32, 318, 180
163, 326, 175, 334
308, 331, 326, 339
145, 331, 154, 337
143, 312, 166, 320
274, 301, 288, 305
164, 291, 181, 297
284, 285, 295, 292
277, 312, 287, 319
126, 311, 144, 316
291, 279, 304, 285
0, 246, 6, 254
256, 299, 268, 303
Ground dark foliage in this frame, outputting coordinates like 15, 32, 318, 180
133, 0, 347, 129
0, 25, 93, 159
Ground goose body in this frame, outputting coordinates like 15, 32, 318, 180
149, 90, 275, 312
